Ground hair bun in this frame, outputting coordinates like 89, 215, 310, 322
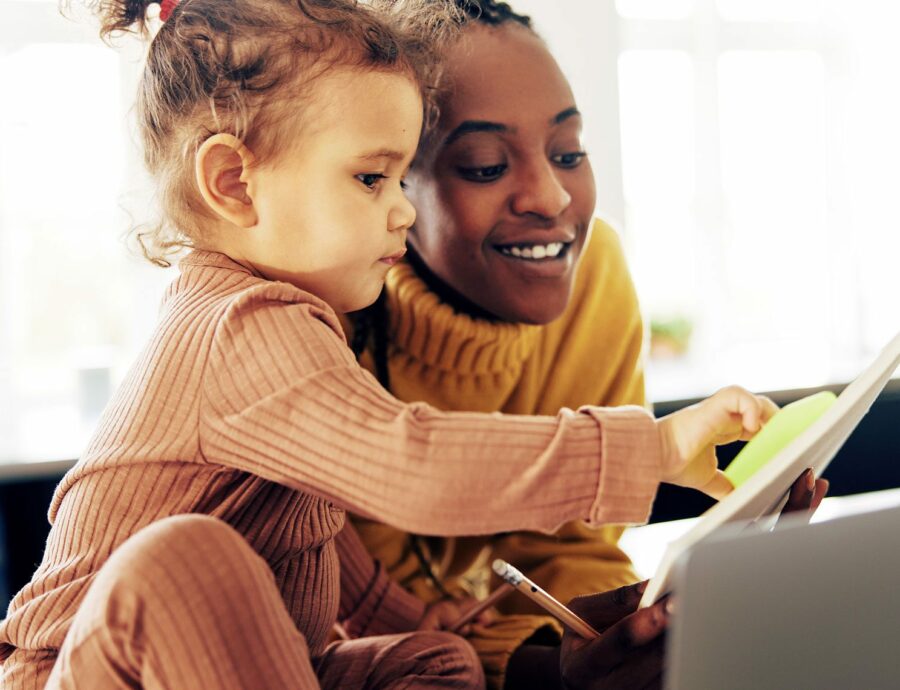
91, 0, 159, 38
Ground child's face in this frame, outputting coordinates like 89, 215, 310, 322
246, 69, 421, 312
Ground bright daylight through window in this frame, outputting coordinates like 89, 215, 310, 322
1, 0, 898, 463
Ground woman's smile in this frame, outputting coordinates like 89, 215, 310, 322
488, 224, 579, 279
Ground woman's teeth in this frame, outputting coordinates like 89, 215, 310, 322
498, 242, 565, 260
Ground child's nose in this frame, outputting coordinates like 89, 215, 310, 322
389, 193, 416, 233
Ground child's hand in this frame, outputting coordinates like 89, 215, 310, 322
657, 385, 778, 499
418, 596, 493, 633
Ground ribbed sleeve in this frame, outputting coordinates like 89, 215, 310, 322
200, 292, 661, 535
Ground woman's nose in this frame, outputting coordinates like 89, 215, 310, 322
509, 161, 572, 219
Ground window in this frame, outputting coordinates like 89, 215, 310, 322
516, 0, 900, 401
0, 1, 173, 462
2, 1, 899, 464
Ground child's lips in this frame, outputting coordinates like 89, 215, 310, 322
379, 248, 407, 266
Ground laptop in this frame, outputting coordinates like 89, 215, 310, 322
665, 501, 900, 690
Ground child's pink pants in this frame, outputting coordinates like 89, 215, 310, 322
27, 515, 484, 689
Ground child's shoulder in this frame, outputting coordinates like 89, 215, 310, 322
176, 250, 343, 332
174, 250, 351, 363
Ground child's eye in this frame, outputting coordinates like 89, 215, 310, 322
456, 164, 507, 183
551, 151, 587, 169
357, 173, 386, 190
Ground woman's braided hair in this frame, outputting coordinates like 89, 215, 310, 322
453, 0, 531, 28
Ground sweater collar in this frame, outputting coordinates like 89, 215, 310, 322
384, 260, 541, 375
180, 249, 264, 278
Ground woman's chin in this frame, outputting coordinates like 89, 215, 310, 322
481, 289, 572, 326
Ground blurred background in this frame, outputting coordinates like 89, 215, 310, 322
3, 0, 900, 465
517, 0, 900, 401
1, 0, 899, 603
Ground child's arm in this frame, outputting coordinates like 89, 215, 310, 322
200, 296, 659, 534
199, 294, 753, 537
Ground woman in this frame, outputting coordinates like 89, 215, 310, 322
349, 2, 826, 687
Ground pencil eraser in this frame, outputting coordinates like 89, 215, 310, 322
723, 390, 837, 488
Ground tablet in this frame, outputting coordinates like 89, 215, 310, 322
640, 330, 900, 607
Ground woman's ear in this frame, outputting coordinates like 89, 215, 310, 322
195, 133, 258, 228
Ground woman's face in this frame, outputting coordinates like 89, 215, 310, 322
405, 23, 596, 324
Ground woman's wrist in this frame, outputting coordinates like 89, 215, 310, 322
504, 644, 562, 690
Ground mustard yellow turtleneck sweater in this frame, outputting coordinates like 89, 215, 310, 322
351, 219, 647, 688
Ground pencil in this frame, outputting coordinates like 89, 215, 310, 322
492, 559, 600, 639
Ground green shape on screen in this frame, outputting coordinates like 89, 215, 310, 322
724, 391, 838, 488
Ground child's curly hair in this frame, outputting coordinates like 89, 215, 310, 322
84, 0, 459, 266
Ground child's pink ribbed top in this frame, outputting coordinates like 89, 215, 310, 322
0, 250, 661, 667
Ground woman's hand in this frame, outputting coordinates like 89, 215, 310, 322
559, 582, 669, 690
417, 595, 493, 634
776, 467, 829, 527
657, 385, 779, 499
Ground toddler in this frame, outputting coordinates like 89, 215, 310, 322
0, 0, 775, 687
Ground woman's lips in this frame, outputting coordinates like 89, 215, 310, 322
490, 240, 576, 278
379, 248, 407, 266
493, 240, 571, 260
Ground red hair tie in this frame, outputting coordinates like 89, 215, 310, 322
160, 0, 181, 22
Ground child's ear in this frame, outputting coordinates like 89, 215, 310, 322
195, 133, 258, 228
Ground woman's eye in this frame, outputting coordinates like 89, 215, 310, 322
357, 173, 385, 190
456, 164, 507, 183
551, 151, 587, 169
